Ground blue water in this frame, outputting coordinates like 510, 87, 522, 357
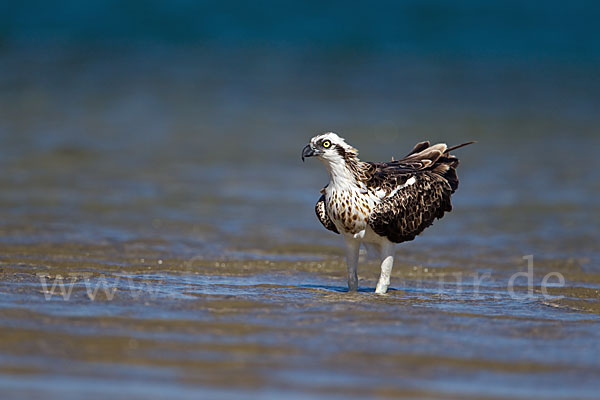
1, 1, 599, 63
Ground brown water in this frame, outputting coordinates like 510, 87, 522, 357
1, 46, 600, 399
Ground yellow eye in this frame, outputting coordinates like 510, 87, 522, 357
323, 140, 331, 148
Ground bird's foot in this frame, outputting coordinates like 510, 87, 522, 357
347, 280, 358, 292
375, 281, 389, 294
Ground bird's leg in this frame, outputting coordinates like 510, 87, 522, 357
375, 242, 395, 294
344, 238, 360, 291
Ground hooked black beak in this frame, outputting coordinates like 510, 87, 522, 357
301, 144, 316, 162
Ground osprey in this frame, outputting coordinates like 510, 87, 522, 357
302, 132, 473, 294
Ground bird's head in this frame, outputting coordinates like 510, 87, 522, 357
301, 132, 358, 164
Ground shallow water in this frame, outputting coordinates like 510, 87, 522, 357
1, 256, 600, 399
1, 12, 600, 398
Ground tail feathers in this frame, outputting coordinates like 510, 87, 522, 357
439, 141, 474, 191
445, 141, 476, 153
406, 141, 431, 156
401, 140, 474, 192
404, 142, 447, 168
432, 156, 460, 192
406, 140, 475, 158
407, 141, 474, 192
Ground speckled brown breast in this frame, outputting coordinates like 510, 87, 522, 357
326, 188, 378, 234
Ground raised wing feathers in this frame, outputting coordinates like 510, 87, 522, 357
366, 141, 472, 243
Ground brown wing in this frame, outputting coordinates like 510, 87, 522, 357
366, 141, 473, 243
368, 172, 454, 243
315, 194, 339, 234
